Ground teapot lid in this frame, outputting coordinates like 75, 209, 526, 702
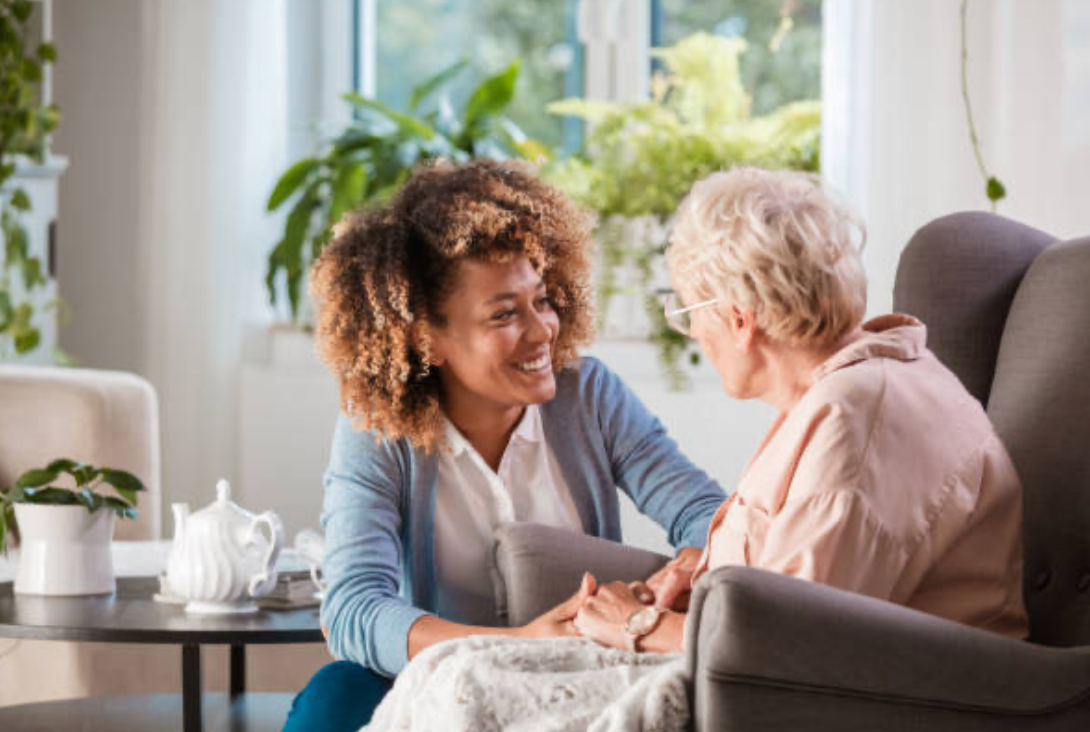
190, 478, 254, 525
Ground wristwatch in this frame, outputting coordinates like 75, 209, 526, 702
624, 605, 664, 652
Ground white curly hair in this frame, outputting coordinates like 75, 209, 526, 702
666, 166, 867, 346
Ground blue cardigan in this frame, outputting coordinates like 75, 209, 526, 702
319, 357, 727, 677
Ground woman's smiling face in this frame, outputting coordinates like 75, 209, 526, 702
429, 256, 560, 418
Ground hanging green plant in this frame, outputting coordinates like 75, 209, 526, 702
545, 32, 821, 387
960, 0, 1006, 211
0, 0, 61, 359
265, 60, 549, 323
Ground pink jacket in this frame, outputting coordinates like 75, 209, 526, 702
692, 315, 1028, 638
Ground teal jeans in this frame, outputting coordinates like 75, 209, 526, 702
282, 661, 393, 732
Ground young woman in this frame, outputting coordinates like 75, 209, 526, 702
281, 159, 726, 731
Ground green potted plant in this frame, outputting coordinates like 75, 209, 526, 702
265, 59, 548, 324
546, 32, 821, 386
0, 0, 61, 360
1, 459, 146, 595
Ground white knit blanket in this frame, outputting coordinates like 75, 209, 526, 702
362, 636, 689, 732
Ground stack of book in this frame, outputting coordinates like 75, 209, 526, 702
257, 550, 323, 609
259, 570, 322, 609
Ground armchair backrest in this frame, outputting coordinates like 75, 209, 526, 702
895, 212, 1090, 647
987, 236, 1090, 647
893, 211, 1055, 406
0, 365, 162, 540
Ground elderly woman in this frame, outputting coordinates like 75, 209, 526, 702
572, 166, 1028, 653
281, 159, 726, 731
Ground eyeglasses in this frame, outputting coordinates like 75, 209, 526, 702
663, 292, 720, 336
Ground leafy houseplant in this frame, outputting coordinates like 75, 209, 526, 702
546, 32, 821, 386
0, 459, 146, 554
0, 0, 61, 359
265, 60, 548, 323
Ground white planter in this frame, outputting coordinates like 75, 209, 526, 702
14, 504, 116, 595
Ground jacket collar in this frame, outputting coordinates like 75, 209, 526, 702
812, 314, 927, 381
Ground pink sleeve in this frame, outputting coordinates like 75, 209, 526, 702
755, 490, 904, 601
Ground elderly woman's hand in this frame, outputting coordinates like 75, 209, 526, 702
572, 579, 647, 650
631, 547, 702, 611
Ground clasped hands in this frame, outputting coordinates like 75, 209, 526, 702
519, 547, 701, 651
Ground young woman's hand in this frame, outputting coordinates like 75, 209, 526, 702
637, 547, 702, 610
518, 572, 597, 639
571, 580, 646, 650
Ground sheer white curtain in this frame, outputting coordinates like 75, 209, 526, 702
137, 0, 288, 514
822, 0, 1090, 316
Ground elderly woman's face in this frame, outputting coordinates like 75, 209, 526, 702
430, 257, 560, 416
689, 297, 760, 400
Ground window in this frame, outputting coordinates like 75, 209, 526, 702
351, 1, 821, 154
354, 0, 583, 152
653, 0, 822, 114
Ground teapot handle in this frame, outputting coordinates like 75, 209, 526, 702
246, 511, 284, 598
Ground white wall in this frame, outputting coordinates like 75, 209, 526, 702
52, 0, 148, 373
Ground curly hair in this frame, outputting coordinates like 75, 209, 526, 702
310, 158, 596, 452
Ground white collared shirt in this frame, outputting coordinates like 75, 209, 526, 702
434, 404, 583, 625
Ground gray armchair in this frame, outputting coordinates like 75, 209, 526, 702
490, 212, 1090, 730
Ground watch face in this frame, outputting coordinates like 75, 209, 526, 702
628, 606, 660, 635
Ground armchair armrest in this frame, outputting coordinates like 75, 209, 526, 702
685, 566, 1090, 731
490, 522, 670, 627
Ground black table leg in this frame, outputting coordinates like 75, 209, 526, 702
229, 643, 246, 698
182, 643, 202, 732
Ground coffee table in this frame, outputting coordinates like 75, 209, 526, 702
0, 576, 324, 732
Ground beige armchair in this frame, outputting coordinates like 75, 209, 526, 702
0, 365, 329, 707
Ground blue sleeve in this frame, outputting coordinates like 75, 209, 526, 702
589, 359, 728, 551
318, 414, 429, 678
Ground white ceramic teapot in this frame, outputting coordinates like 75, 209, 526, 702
166, 479, 284, 614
